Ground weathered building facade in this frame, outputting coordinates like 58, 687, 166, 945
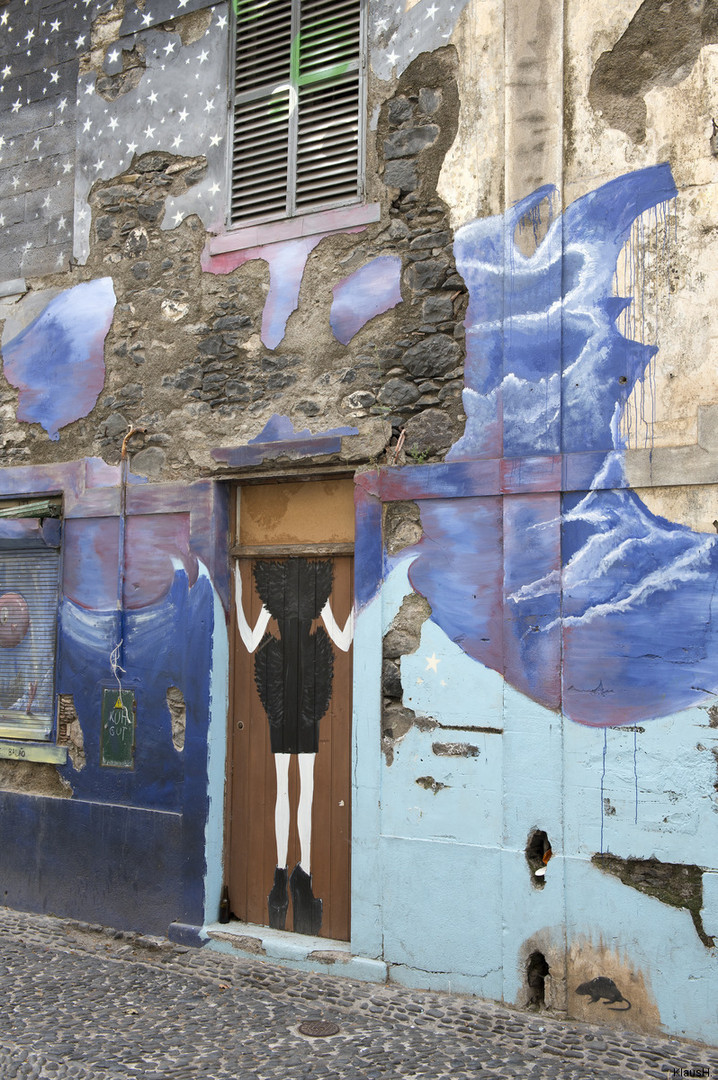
1, 0, 718, 1044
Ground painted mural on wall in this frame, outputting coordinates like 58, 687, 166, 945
235, 557, 353, 935
368, 163, 718, 728
330, 255, 403, 345
1, 279, 116, 440
369, 0, 471, 81
0, 0, 116, 278
74, 1, 229, 262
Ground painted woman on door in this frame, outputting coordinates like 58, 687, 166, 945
233, 555, 353, 937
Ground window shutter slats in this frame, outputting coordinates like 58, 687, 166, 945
298, 3, 361, 82
231, 0, 363, 227
295, 74, 359, 209
0, 547, 60, 741
235, 0, 293, 96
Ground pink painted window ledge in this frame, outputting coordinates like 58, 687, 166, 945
208, 204, 381, 256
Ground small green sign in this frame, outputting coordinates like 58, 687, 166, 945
101, 689, 135, 768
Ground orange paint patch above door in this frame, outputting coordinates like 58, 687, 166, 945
239, 479, 355, 546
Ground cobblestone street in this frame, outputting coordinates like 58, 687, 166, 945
0, 909, 714, 1079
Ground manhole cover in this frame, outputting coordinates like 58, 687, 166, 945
298, 1020, 340, 1038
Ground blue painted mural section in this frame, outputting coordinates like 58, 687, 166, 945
58, 564, 213, 809
449, 164, 677, 461
399, 164, 718, 726
0, 460, 226, 935
330, 256, 403, 345
1, 279, 116, 441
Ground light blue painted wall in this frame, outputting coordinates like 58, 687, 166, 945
352, 558, 718, 1043
202, 564, 229, 933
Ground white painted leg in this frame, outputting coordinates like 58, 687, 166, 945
274, 753, 290, 868
297, 752, 316, 874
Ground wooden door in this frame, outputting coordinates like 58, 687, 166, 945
227, 480, 354, 941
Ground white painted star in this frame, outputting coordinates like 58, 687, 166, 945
84, 82, 94, 95
141, 13, 153, 27
198, 49, 209, 63
75, 34, 86, 48
209, 133, 222, 146
172, 134, 183, 148
62, 161, 72, 173
93, 159, 104, 171
425, 3, 438, 18
11, 98, 21, 113
173, 211, 183, 224
50, 19, 61, 32
178, 108, 188, 122
42, 194, 52, 209
208, 181, 220, 194
58, 97, 67, 112
57, 215, 66, 230
163, 41, 175, 56
216, 14, 228, 29
32, 135, 41, 150
108, 116, 118, 130
178, 0, 189, 7
25, 28, 35, 44
127, 140, 138, 153
148, 90, 158, 104
375, 17, 388, 32
204, 97, 215, 113
425, 653, 440, 672
416, 677, 424, 685
49, 70, 59, 83
0, 10, 9, 26
144, 125, 155, 138
387, 49, 399, 65
1, 65, 11, 79
107, 48, 119, 64
76, 207, 89, 221
82, 117, 92, 132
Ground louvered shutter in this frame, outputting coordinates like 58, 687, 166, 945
232, 0, 362, 226
0, 547, 60, 742
295, 1, 361, 212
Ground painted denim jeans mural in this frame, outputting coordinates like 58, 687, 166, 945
406, 163, 718, 727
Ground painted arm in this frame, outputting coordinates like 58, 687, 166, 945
234, 562, 271, 653
320, 600, 354, 652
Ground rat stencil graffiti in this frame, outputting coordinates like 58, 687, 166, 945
576, 976, 632, 1011
234, 559, 353, 935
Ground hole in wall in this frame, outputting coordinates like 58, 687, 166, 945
526, 951, 550, 1009
167, 686, 186, 752
526, 828, 552, 888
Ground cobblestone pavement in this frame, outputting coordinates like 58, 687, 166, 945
0, 908, 716, 1080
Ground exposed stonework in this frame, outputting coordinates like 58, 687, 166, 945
592, 853, 714, 948
0, 761, 72, 798
57, 695, 86, 772
383, 501, 423, 556
167, 685, 186, 752
374, 46, 468, 461
382, 591, 431, 764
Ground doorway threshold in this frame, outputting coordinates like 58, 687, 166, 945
203, 919, 387, 984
